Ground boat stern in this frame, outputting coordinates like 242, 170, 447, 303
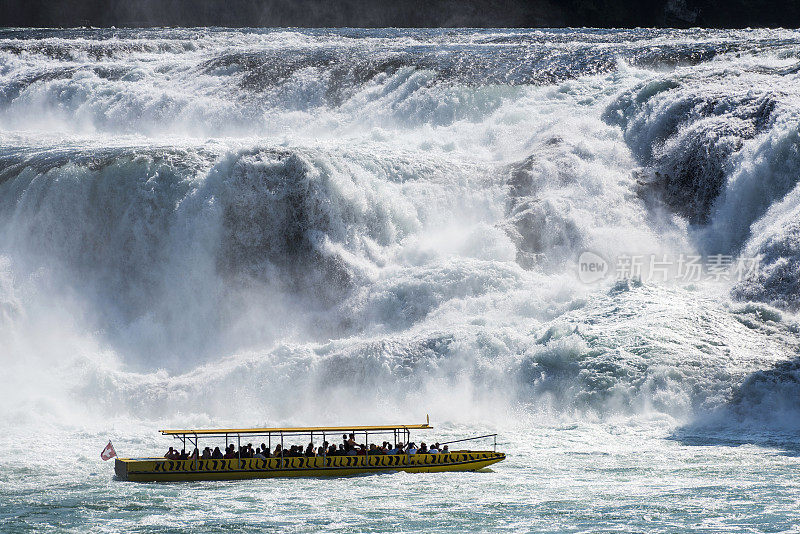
114, 458, 128, 480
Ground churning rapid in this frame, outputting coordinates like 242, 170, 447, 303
2, 27, 800, 533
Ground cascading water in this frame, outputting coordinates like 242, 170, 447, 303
2, 27, 800, 533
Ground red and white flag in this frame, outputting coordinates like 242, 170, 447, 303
101, 441, 117, 461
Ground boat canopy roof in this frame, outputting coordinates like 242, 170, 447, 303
160, 417, 431, 436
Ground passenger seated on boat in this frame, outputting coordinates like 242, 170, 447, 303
387, 443, 400, 454
253, 447, 266, 459
441, 445, 449, 453
406, 443, 417, 454
211, 446, 223, 459
189, 448, 199, 460
305, 443, 315, 457
418, 443, 428, 454
200, 447, 211, 459
178, 449, 189, 460
273, 444, 282, 457
258, 444, 270, 458
164, 447, 177, 460
429, 443, 439, 454
346, 433, 358, 451
223, 445, 236, 459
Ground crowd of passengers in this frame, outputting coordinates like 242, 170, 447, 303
164, 433, 451, 460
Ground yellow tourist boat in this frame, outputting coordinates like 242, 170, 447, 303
114, 417, 505, 482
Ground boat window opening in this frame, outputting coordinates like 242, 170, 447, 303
155, 420, 498, 460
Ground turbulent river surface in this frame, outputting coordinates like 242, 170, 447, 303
2, 27, 800, 533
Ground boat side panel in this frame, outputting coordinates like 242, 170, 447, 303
118, 452, 505, 482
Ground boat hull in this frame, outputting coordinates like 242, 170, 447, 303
115, 451, 505, 482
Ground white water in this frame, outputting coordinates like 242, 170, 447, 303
2, 28, 800, 533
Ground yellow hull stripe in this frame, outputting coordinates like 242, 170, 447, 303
116, 452, 505, 482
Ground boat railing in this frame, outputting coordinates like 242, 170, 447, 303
438, 433, 498, 452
